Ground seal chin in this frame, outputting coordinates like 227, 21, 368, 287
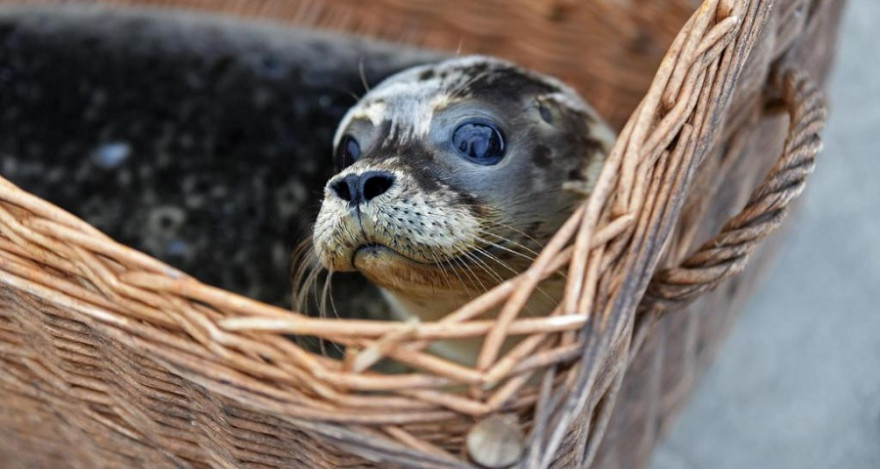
352, 244, 462, 295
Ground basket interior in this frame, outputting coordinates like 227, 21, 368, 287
0, 2, 695, 309
0, 6, 442, 308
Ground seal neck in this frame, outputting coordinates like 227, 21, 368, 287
379, 275, 567, 366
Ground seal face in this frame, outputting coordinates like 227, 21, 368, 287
306, 55, 614, 360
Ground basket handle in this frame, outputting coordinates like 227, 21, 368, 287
641, 69, 827, 311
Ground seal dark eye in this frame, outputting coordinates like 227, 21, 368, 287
452, 120, 505, 165
335, 134, 361, 169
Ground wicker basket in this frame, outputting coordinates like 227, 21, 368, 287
0, 0, 843, 467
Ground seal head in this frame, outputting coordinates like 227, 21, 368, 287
310, 55, 614, 330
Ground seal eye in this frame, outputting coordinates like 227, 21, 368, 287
452, 120, 505, 165
335, 134, 361, 169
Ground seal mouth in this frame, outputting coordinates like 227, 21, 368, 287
352, 243, 454, 269
351, 242, 507, 270
351, 243, 404, 266
350, 241, 519, 295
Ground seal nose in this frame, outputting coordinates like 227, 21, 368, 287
329, 171, 395, 205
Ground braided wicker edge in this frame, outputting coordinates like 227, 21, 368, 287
643, 70, 826, 310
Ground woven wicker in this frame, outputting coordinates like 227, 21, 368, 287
0, 0, 843, 468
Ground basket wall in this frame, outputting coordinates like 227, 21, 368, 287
595, 120, 791, 467
0, 1, 843, 468
24, 0, 705, 130
592, 2, 845, 466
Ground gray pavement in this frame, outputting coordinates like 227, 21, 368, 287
650, 1, 880, 468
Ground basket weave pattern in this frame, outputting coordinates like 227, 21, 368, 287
0, 0, 840, 467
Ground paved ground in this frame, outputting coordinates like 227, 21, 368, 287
650, 1, 880, 468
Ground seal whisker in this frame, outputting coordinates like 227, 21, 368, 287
427, 249, 457, 291
445, 258, 473, 296
296, 267, 320, 314
358, 57, 371, 95
449, 245, 493, 295
291, 239, 322, 313
318, 270, 345, 357
467, 240, 558, 312
455, 243, 506, 286
291, 239, 347, 356
454, 254, 487, 296
320, 270, 337, 319
462, 238, 524, 277
473, 230, 540, 264
480, 214, 544, 247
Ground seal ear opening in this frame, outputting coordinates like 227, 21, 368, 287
563, 152, 606, 198
563, 125, 612, 198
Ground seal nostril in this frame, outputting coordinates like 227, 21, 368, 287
361, 171, 395, 202
330, 176, 356, 203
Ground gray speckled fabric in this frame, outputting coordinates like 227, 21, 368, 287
0, 6, 444, 308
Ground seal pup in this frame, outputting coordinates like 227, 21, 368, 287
299, 55, 615, 364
